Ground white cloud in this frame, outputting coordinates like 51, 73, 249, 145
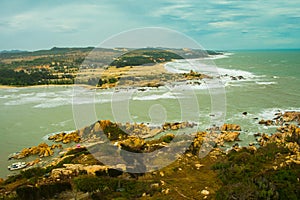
0, 0, 299, 50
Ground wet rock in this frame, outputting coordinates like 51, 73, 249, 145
233, 143, 239, 148
242, 112, 248, 115
231, 76, 237, 80
254, 133, 261, 137
258, 119, 274, 126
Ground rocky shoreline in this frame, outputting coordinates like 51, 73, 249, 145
1, 111, 300, 199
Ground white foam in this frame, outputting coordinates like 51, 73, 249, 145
164, 59, 257, 79
132, 92, 178, 101
4, 96, 45, 106
42, 130, 76, 140
255, 81, 277, 85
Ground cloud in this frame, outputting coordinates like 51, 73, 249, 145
0, 0, 299, 50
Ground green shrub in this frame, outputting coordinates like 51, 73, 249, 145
211, 162, 230, 170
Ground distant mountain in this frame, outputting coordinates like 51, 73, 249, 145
0, 50, 28, 53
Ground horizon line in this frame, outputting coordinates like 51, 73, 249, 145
1, 46, 300, 53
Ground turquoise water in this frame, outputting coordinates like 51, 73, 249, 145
0, 50, 300, 178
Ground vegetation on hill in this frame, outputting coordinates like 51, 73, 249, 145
0, 47, 222, 86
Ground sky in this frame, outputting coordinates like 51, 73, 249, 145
0, 0, 300, 50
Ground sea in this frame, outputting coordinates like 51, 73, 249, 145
0, 49, 300, 178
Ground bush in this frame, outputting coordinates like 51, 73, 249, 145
65, 147, 88, 156
73, 176, 157, 198
39, 182, 72, 199
214, 143, 300, 200
107, 169, 123, 177
73, 176, 106, 193
4, 174, 22, 185
216, 182, 257, 200
15, 182, 72, 200
95, 170, 108, 177
21, 167, 46, 179
16, 185, 39, 200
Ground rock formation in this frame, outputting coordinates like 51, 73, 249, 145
14, 142, 62, 159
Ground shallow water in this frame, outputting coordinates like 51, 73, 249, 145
0, 50, 300, 178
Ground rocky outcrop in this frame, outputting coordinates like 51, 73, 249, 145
220, 124, 241, 131
184, 70, 209, 80
14, 142, 62, 159
258, 111, 300, 127
48, 131, 81, 144
27, 158, 42, 167
257, 123, 300, 168
50, 164, 108, 180
120, 122, 163, 138
188, 131, 207, 155
282, 111, 300, 123
116, 133, 175, 153
163, 122, 195, 130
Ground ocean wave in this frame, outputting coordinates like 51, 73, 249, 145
204, 52, 234, 60
255, 81, 277, 85
164, 59, 257, 79
4, 96, 45, 106
257, 107, 300, 121
132, 92, 178, 101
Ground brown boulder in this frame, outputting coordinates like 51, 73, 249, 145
221, 131, 240, 142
